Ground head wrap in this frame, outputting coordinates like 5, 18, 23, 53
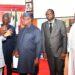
23, 12, 33, 18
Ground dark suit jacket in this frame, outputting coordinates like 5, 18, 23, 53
2, 25, 16, 65
41, 19, 67, 57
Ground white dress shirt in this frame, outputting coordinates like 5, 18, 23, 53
48, 19, 55, 28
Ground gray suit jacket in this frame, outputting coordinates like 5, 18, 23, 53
41, 19, 67, 57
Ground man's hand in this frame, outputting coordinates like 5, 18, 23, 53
60, 53, 66, 60
34, 58, 39, 66
0, 26, 7, 35
43, 52, 47, 59
4, 29, 13, 37
14, 50, 19, 58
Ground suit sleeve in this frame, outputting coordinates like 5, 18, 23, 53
60, 21, 67, 54
15, 29, 23, 51
35, 29, 42, 59
13, 34, 19, 55
41, 24, 45, 53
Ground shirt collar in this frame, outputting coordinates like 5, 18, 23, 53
48, 19, 55, 24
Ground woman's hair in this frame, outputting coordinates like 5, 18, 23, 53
2, 13, 10, 22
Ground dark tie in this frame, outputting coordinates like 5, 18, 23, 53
49, 23, 52, 33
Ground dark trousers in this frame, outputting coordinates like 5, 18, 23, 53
47, 53, 55, 75
20, 73, 35, 75
20, 64, 39, 75
46, 49, 64, 75
47, 54, 64, 75
2, 56, 12, 75
54, 58, 64, 75
34, 64, 39, 75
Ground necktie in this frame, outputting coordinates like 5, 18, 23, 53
49, 23, 52, 33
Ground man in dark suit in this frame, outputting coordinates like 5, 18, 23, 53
15, 12, 42, 75
41, 9, 67, 75
2, 13, 16, 75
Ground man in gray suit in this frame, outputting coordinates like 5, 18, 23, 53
41, 9, 67, 75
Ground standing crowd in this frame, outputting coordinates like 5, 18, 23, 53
0, 9, 75, 75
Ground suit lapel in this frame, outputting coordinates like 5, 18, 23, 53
44, 19, 58, 38
45, 21, 51, 38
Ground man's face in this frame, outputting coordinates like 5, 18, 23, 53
22, 16, 32, 26
46, 10, 55, 21
3, 17, 9, 25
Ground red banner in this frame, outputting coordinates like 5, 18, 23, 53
0, 4, 25, 11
